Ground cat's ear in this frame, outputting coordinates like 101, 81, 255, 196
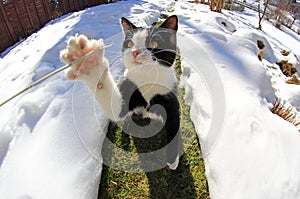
121, 17, 137, 33
159, 15, 178, 31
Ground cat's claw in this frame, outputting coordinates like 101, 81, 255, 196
60, 34, 108, 81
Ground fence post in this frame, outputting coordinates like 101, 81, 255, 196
33, 0, 42, 26
0, 3, 16, 43
13, 1, 26, 36
41, 0, 51, 21
23, 0, 35, 28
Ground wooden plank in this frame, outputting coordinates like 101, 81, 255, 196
68, 0, 74, 11
79, 0, 84, 10
41, 0, 51, 20
28, 0, 40, 28
72, 0, 77, 10
23, 0, 35, 29
0, 2, 17, 42
13, 0, 26, 36
6, 11, 23, 39
32, 0, 42, 26
0, 3, 15, 42
37, 1, 48, 25
58, 0, 65, 14
0, 10, 13, 52
62, 0, 70, 14
35, 0, 45, 25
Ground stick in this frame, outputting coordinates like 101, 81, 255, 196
0, 44, 112, 107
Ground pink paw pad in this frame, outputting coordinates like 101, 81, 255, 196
97, 82, 103, 89
64, 35, 103, 77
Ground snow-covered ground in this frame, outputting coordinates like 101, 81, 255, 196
1, 0, 300, 198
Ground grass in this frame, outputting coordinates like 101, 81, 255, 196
286, 75, 300, 85
276, 60, 297, 77
97, 51, 209, 199
270, 99, 300, 130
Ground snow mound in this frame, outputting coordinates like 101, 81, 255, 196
216, 17, 236, 33
232, 29, 276, 63
225, 30, 275, 103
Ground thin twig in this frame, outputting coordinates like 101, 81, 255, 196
0, 43, 112, 107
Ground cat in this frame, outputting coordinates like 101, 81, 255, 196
60, 15, 180, 170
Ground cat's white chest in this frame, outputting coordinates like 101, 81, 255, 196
139, 84, 169, 103
127, 64, 176, 103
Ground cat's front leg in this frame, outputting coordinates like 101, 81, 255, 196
60, 35, 122, 121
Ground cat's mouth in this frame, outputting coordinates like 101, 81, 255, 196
132, 56, 151, 65
133, 59, 143, 65
132, 55, 156, 66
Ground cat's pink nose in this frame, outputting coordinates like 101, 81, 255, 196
132, 50, 140, 58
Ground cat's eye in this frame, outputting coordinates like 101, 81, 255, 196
127, 41, 134, 48
149, 41, 158, 49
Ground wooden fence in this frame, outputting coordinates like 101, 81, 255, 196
0, 0, 109, 54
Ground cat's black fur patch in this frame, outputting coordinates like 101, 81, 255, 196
118, 78, 148, 118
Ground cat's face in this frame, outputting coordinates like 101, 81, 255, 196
121, 16, 178, 70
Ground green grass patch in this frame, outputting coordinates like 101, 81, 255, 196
98, 50, 209, 199
152, 14, 170, 27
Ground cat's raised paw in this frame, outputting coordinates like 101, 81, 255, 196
60, 34, 107, 80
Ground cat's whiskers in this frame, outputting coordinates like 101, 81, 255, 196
125, 30, 134, 38
154, 33, 165, 42
151, 29, 168, 38
140, 57, 156, 66
149, 49, 176, 66
149, 49, 176, 65
155, 59, 172, 66
152, 49, 177, 54
148, 28, 156, 39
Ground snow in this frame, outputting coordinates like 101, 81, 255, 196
1, 0, 300, 198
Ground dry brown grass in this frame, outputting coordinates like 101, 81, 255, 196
286, 75, 300, 85
270, 100, 300, 131
257, 40, 265, 61
258, 50, 264, 61
276, 60, 297, 77
257, 40, 265, 50
281, 49, 290, 56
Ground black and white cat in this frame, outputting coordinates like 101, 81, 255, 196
60, 15, 180, 170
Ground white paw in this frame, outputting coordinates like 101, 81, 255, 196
60, 34, 108, 83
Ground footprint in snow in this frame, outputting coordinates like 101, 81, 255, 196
249, 119, 266, 145
32, 62, 54, 81
131, 8, 145, 14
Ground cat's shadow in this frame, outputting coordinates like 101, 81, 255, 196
98, 120, 199, 199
